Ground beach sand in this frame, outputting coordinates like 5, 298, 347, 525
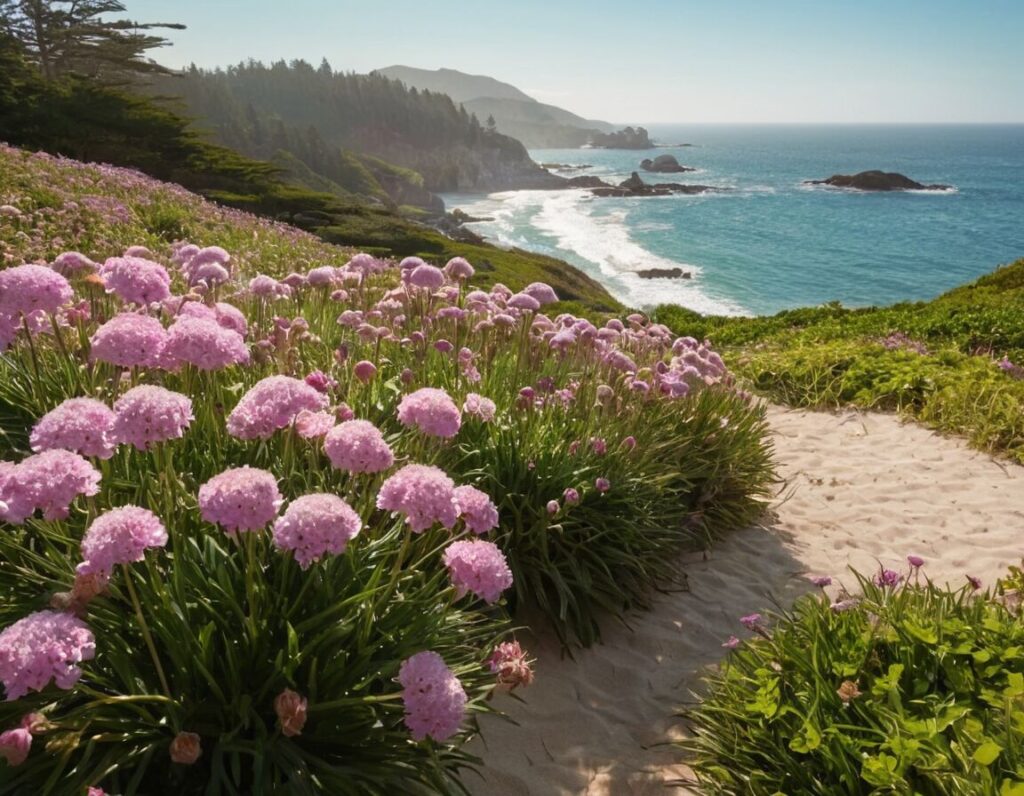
468, 406, 1024, 795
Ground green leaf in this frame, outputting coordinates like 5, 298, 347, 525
974, 741, 1003, 766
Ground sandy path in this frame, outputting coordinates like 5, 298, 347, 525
467, 406, 1024, 795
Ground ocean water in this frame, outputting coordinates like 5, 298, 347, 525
443, 124, 1024, 316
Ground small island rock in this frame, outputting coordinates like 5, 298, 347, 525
640, 154, 695, 173
806, 170, 950, 192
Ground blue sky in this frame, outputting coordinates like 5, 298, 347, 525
127, 0, 1024, 123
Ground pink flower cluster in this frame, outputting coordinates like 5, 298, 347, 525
89, 313, 169, 369
462, 393, 496, 422
397, 388, 462, 438
30, 398, 117, 459
78, 506, 168, 576
442, 540, 513, 603
165, 315, 249, 371
376, 465, 458, 533
272, 494, 362, 568
0, 264, 73, 317
0, 610, 95, 700
227, 376, 329, 440
0, 450, 101, 523
487, 641, 534, 688
398, 651, 467, 742
111, 386, 193, 450
99, 256, 171, 306
453, 485, 499, 534
324, 420, 394, 474
198, 466, 282, 533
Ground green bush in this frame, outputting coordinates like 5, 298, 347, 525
684, 568, 1024, 795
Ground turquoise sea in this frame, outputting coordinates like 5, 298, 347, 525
443, 124, 1024, 316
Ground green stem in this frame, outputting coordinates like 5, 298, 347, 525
124, 566, 172, 698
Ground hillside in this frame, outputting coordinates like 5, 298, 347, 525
375, 65, 537, 104
376, 64, 617, 148
149, 61, 561, 193
655, 259, 1024, 461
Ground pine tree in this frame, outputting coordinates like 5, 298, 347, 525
0, 0, 183, 83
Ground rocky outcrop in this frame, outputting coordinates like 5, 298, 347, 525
806, 170, 951, 191
590, 172, 720, 197
636, 267, 692, 279
640, 154, 694, 173
565, 175, 612, 189
587, 127, 653, 149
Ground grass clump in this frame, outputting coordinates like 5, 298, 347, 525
685, 566, 1024, 795
655, 258, 1024, 462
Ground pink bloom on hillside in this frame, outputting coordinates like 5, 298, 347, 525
165, 315, 249, 371
408, 264, 445, 290
397, 388, 461, 438
111, 386, 193, 450
0, 610, 95, 700
99, 257, 171, 306
31, 398, 116, 459
226, 376, 328, 440
443, 257, 474, 279
294, 410, 335, 439
198, 466, 282, 534
324, 420, 394, 474
89, 312, 168, 369
78, 506, 168, 576
272, 493, 361, 568
0, 450, 100, 523
377, 464, 458, 533
0, 727, 31, 766
442, 539, 513, 603
522, 282, 559, 305
453, 485, 499, 535
51, 251, 96, 275
463, 393, 496, 421
398, 651, 467, 742
0, 264, 73, 316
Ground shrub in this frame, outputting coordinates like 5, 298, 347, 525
684, 566, 1024, 795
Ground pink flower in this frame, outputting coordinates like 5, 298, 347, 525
907, 555, 925, 568
443, 257, 475, 280
463, 393, 496, 421
306, 266, 337, 287
353, 360, 377, 383
0, 450, 101, 522
88, 789, 105, 796
99, 256, 171, 306
621, 435, 637, 451
304, 370, 336, 393
546, 499, 559, 515
739, 613, 762, 631
274, 688, 308, 737
272, 494, 361, 568
89, 312, 168, 368
522, 282, 559, 305
51, 251, 96, 275
165, 315, 249, 371
507, 292, 540, 311
397, 388, 462, 438
453, 485, 499, 535
487, 641, 534, 688
227, 376, 329, 440
0, 264, 73, 316
722, 636, 740, 650
323, 420, 394, 474
874, 568, 903, 588
590, 437, 607, 455
31, 398, 117, 459
198, 466, 282, 533
398, 651, 466, 742
0, 610, 95, 700
442, 539, 513, 603
408, 264, 445, 290
376, 464, 458, 533
967, 575, 982, 591
811, 576, 833, 588
595, 477, 611, 493
78, 506, 168, 576
111, 386, 193, 450
294, 410, 335, 439
0, 727, 31, 766
563, 487, 580, 505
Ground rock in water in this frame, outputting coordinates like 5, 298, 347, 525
806, 170, 951, 191
636, 267, 692, 279
640, 154, 694, 173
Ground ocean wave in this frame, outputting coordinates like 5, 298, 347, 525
465, 189, 747, 315
799, 182, 958, 195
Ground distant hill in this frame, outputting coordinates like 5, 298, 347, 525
148, 60, 561, 196
375, 65, 536, 104
376, 65, 616, 149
